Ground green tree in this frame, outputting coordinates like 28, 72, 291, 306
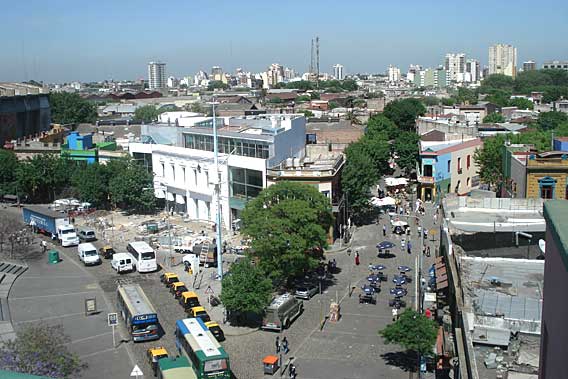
361, 135, 391, 176
295, 95, 311, 103
394, 131, 419, 173
485, 89, 512, 107
379, 309, 438, 368
207, 81, 228, 91
107, 159, 155, 212
285, 81, 314, 91
483, 113, 506, 123
0, 323, 86, 378
441, 97, 456, 106
340, 79, 358, 91
268, 97, 283, 104
421, 96, 440, 107
346, 111, 362, 125
134, 105, 163, 123
49, 92, 97, 124
538, 111, 568, 130
329, 101, 340, 109
0, 150, 20, 196
473, 135, 506, 191
366, 114, 398, 140
382, 98, 426, 131
220, 258, 273, 320
16, 154, 74, 203
454, 87, 478, 105
299, 110, 314, 117
240, 182, 333, 284
71, 163, 111, 208
479, 74, 515, 93
342, 141, 378, 214
509, 97, 534, 110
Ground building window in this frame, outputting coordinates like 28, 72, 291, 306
457, 157, 462, 172
183, 134, 270, 159
467, 155, 471, 169
423, 164, 433, 177
229, 167, 263, 201
447, 160, 451, 172
538, 176, 556, 199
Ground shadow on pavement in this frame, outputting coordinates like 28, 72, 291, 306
380, 350, 418, 372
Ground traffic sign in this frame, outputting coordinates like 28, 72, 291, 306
130, 365, 143, 377
107, 313, 118, 327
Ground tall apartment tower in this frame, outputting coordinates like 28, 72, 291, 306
523, 61, 537, 71
445, 53, 466, 82
488, 44, 517, 78
333, 64, 344, 80
466, 59, 481, 82
388, 65, 401, 83
148, 62, 167, 90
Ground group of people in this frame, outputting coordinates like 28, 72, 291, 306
275, 336, 297, 378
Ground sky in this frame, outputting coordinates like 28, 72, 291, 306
2, 0, 567, 83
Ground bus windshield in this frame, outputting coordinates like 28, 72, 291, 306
132, 322, 158, 333
204, 359, 228, 372
141, 251, 155, 260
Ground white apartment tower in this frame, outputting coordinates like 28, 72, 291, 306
445, 53, 466, 82
489, 44, 517, 78
388, 65, 401, 83
148, 62, 167, 90
333, 64, 344, 80
466, 59, 481, 82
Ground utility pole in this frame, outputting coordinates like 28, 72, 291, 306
212, 99, 223, 280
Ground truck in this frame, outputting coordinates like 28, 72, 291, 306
22, 206, 80, 247
261, 293, 303, 331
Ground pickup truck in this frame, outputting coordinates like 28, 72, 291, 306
23, 206, 80, 247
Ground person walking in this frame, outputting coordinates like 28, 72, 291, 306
426, 246, 431, 257
282, 336, 289, 354
41, 240, 47, 254
382, 224, 387, 237
407, 241, 412, 254
355, 251, 360, 266
275, 336, 280, 354
392, 307, 398, 321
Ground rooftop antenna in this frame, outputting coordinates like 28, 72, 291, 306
316, 36, 320, 90
309, 38, 315, 79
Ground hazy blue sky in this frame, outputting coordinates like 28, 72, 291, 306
2, 0, 567, 83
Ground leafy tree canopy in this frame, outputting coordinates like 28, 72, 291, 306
341, 141, 378, 214
479, 74, 515, 94
453, 87, 478, 105
107, 159, 156, 213
220, 258, 273, 316
394, 131, 420, 173
366, 114, 398, 140
382, 98, 426, 131
0, 150, 19, 196
134, 105, 163, 123
241, 182, 333, 284
49, 92, 97, 124
538, 111, 568, 130
509, 97, 534, 110
0, 323, 86, 378
483, 112, 506, 123
379, 309, 438, 357
421, 96, 440, 107
207, 81, 229, 91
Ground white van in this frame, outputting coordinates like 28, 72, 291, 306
126, 241, 157, 273
78, 243, 101, 266
111, 253, 134, 273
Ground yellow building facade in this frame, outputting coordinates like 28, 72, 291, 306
526, 156, 568, 200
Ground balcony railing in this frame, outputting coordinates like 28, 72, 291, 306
418, 176, 435, 184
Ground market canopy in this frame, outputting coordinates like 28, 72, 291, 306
385, 177, 408, 187
371, 196, 396, 207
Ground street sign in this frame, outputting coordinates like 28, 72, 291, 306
107, 313, 118, 327
84, 298, 97, 316
130, 365, 143, 377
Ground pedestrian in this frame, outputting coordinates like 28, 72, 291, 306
426, 246, 431, 257
292, 365, 297, 379
275, 336, 280, 354
407, 241, 412, 254
289, 363, 294, 378
433, 213, 438, 224
282, 336, 289, 354
355, 251, 360, 266
41, 240, 47, 253
382, 224, 386, 237
422, 246, 426, 256
392, 307, 398, 321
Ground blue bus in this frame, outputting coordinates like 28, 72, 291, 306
175, 318, 230, 379
117, 284, 160, 342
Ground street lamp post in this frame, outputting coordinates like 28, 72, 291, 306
211, 99, 223, 280
398, 214, 424, 313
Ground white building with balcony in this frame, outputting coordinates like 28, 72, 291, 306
129, 114, 307, 229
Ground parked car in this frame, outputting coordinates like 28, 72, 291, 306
294, 283, 318, 300
78, 228, 97, 242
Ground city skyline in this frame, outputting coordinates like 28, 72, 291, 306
2, 0, 567, 83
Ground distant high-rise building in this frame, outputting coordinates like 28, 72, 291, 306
488, 44, 517, 78
333, 64, 344, 80
542, 60, 568, 70
388, 65, 401, 83
148, 62, 166, 90
523, 60, 537, 71
265, 63, 285, 87
445, 53, 466, 82
211, 66, 223, 81
466, 59, 481, 82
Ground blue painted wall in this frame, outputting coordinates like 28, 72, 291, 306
553, 138, 568, 152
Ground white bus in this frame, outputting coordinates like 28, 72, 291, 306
127, 241, 158, 273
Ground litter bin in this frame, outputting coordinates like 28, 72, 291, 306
48, 250, 60, 264
262, 355, 279, 375
146, 223, 158, 234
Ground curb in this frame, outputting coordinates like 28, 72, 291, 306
324, 227, 358, 254
0, 261, 29, 343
